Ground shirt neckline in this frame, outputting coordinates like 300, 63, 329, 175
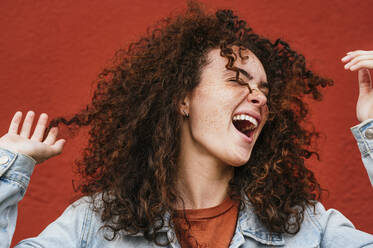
175, 196, 239, 220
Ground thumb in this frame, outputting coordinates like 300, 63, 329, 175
52, 139, 66, 155
358, 68, 372, 95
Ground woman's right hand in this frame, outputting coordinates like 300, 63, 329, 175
0, 111, 66, 164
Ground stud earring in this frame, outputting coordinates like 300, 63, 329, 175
183, 110, 189, 118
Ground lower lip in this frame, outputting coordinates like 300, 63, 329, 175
235, 127, 254, 144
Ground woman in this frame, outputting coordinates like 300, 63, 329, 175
0, 3, 372, 247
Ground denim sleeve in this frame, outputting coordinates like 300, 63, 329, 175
351, 118, 373, 186
0, 147, 93, 248
0, 148, 36, 248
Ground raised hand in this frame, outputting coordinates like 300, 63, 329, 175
342, 50, 373, 122
0, 111, 65, 164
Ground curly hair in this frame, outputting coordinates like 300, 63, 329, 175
48, 1, 332, 245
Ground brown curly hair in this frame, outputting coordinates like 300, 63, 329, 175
48, 1, 332, 245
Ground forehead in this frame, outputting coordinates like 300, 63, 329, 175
202, 47, 267, 82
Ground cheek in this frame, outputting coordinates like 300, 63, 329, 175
189, 105, 225, 137
261, 105, 269, 124
190, 90, 234, 129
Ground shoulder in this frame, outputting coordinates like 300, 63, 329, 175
15, 196, 102, 247
303, 201, 355, 231
292, 202, 373, 247
54, 195, 115, 247
66, 194, 106, 234
57, 195, 98, 230
62, 195, 155, 247
279, 202, 324, 247
282, 202, 354, 247
239, 200, 373, 247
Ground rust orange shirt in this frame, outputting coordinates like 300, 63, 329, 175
173, 196, 239, 248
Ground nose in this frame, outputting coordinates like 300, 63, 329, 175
247, 89, 267, 106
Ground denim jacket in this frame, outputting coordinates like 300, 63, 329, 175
1, 120, 373, 248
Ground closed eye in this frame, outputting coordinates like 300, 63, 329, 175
259, 82, 269, 96
229, 79, 269, 96
229, 78, 248, 86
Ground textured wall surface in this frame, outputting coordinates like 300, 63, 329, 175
0, 0, 372, 245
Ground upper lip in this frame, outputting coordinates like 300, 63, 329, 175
232, 110, 261, 125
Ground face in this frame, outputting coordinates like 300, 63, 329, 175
181, 47, 269, 167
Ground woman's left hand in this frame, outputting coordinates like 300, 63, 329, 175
342, 50, 373, 122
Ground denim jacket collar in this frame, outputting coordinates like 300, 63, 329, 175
125, 195, 285, 247
233, 197, 285, 246
122, 212, 181, 248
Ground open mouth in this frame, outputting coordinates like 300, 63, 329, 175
232, 114, 258, 138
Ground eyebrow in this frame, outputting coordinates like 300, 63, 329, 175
224, 68, 268, 85
237, 68, 253, 80
223, 68, 252, 79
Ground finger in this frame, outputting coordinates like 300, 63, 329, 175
358, 69, 372, 96
342, 53, 373, 63
20, 111, 35, 138
43, 127, 58, 145
341, 55, 352, 63
8, 111, 22, 134
350, 60, 373, 71
344, 55, 373, 69
30, 113, 48, 142
347, 50, 373, 56
345, 50, 373, 63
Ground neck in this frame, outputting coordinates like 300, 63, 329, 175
176, 124, 234, 210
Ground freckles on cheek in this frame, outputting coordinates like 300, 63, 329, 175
193, 110, 231, 140
192, 111, 219, 134
191, 85, 234, 134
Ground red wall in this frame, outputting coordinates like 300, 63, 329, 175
0, 0, 372, 245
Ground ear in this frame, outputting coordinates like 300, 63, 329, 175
178, 94, 191, 117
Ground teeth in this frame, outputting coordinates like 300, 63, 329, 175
232, 114, 258, 129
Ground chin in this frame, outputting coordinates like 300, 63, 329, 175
226, 152, 252, 167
